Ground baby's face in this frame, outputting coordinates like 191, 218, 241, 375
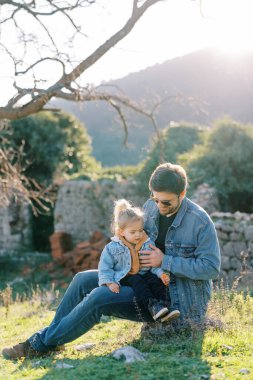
120, 220, 144, 245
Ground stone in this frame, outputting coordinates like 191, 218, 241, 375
244, 226, 253, 241
234, 212, 245, 221
221, 344, 233, 350
221, 255, 230, 270
190, 183, 219, 214
111, 346, 146, 363
211, 212, 224, 218
222, 242, 235, 257
239, 369, 250, 375
55, 362, 74, 369
220, 224, 234, 233
75, 343, 96, 351
230, 257, 241, 270
217, 231, 229, 241
233, 242, 247, 258
214, 222, 223, 230
249, 242, 253, 254
230, 232, 241, 241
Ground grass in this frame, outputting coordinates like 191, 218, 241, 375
0, 285, 253, 380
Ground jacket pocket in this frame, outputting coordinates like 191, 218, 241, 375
175, 244, 196, 258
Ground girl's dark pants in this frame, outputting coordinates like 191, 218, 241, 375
120, 271, 170, 308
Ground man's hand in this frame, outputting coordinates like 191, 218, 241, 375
139, 244, 164, 268
107, 283, 120, 293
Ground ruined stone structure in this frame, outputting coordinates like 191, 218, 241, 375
1, 179, 253, 288
0, 201, 32, 253
54, 180, 253, 286
54, 179, 146, 245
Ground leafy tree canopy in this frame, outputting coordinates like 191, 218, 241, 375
5, 111, 100, 185
180, 117, 253, 212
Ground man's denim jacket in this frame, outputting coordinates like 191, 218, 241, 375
98, 236, 163, 286
143, 197, 221, 320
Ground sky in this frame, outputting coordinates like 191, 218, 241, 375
1, 0, 253, 106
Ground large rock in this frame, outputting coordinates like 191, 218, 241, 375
244, 226, 253, 241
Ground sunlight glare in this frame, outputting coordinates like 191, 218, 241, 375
203, 0, 253, 55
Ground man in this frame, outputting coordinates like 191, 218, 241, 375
2, 163, 220, 360
141, 163, 220, 320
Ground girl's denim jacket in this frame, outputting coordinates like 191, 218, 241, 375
98, 236, 164, 286
143, 197, 221, 320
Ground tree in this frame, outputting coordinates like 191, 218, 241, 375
3, 111, 99, 250
7, 112, 99, 184
0, 0, 164, 123
0, 1, 168, 205
181, 118, 253, 212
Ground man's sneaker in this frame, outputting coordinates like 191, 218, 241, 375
148, 298, 169, 320
160, 309, 180, 323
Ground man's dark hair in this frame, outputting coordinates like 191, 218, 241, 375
149, 163, 188, 195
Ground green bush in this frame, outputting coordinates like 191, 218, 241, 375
136, 124, 201, 195
181, 118, 253, 212
8, 111, 100, 185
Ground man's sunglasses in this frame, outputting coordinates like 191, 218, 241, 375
150, 197, 172, 206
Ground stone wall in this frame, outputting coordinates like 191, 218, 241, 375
2, 179, 253, 289
0, 201, 32, 253
190, 183, 219, 215
54, 180, 253, 286
212, 212, 253, 286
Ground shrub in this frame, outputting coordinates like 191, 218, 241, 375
181, 118, 253, 212
8, 111, 100, 185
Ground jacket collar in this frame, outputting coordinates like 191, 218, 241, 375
171, 197, 188, 228
111, 232, 149, 250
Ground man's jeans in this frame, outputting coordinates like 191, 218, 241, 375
29, 270, 153, 352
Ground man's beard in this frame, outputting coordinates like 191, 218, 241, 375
160, 198, 181, 216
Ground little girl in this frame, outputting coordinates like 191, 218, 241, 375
98, 199, 180, 322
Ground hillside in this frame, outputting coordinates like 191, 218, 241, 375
55, 47, 253, 166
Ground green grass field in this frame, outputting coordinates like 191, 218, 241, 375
0, 285, 253, 380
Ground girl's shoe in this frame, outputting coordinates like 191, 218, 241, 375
148, 299, 169, 320
160, 309, 180, 323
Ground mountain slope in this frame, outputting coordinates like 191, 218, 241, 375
55, 47, 253, 166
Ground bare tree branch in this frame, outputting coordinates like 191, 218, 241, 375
0, 0, 163, 120
0, 121, 53, 211
15, 57, 66, 76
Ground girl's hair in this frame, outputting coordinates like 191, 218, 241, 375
112, 199, 144, 234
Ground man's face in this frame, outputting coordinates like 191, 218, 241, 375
151, 191, 185, 216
